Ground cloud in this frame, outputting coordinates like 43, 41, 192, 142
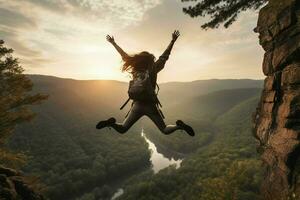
114, 0, 263, 81
0, 29, 41, 57
119, 0, 259, 51
16, 0, 162, 29
0, 0, 264, 81
20, 57, 55, 67
0, 0, 163, 58
24, 0, 69, 13
0, 7, 37, 29
0, 5, 45, 67
0, 30, 51, 70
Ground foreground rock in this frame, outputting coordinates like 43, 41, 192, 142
253, 0, 300, 199
0, 165, 45, 200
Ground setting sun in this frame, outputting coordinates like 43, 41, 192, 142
1, 0, 263, 82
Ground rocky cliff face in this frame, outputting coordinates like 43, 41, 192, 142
0, 166, 45, 200
253, 0, 300, 199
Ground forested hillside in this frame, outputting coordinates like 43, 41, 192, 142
8, 75, 263, 200
120, 97, 262, 200
9, 76, 150, 199
143, 88, 261, 154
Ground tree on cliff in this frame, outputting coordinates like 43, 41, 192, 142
182, 0, 266, 29
0, 40, 48, 167
183, 1, 300, 199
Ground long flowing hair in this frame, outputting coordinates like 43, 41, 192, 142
122, 51, 155, 73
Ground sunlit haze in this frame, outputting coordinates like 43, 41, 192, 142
0, 0, 264, 82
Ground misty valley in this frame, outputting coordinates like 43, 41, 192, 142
9, 75, 264, 200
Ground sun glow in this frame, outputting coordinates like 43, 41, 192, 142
75, 42, 128, 80
1, 0, 264, 82
75, 44, 124, 80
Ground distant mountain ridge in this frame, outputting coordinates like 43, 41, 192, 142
8, 75, 263, 199
28, 74, 263, 104
28, 74, 263, 87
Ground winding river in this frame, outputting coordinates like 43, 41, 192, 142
111, 129, 183, 200
141, 129, 182, 173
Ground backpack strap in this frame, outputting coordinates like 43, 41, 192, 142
120, 98, 130, 110
156, 104, 165, 119
158, 108, 165, 119
124, 103, 133, 118
156, 83, 160, 95
154, 83, 162, 107
156, 98, 162, 108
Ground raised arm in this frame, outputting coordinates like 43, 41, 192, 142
155, 30, 180, 73
106, 35, 129, 61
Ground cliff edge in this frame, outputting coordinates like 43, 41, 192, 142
0, 166, 45, 200
253, 0, 300, 199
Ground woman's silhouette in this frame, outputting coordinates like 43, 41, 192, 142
96, 30, 195, 136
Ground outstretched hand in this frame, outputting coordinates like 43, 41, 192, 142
106, 35, 115, 43
172, 30, 180, 41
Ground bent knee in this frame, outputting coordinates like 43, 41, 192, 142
160, 128, 170, 135
116, 126, 130, 134
118, 129, 128, 134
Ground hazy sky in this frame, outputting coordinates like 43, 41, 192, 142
0, 0, 264, 82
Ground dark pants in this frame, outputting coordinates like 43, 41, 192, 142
111, 101, 181, 134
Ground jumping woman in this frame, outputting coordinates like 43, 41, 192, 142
96, 30, 195, 136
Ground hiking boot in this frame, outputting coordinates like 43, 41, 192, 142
96, 118, 116, 129
176, 120, 195, 137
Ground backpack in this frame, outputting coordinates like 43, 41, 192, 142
120, 70, 162, 110
128, 70, 155, 101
